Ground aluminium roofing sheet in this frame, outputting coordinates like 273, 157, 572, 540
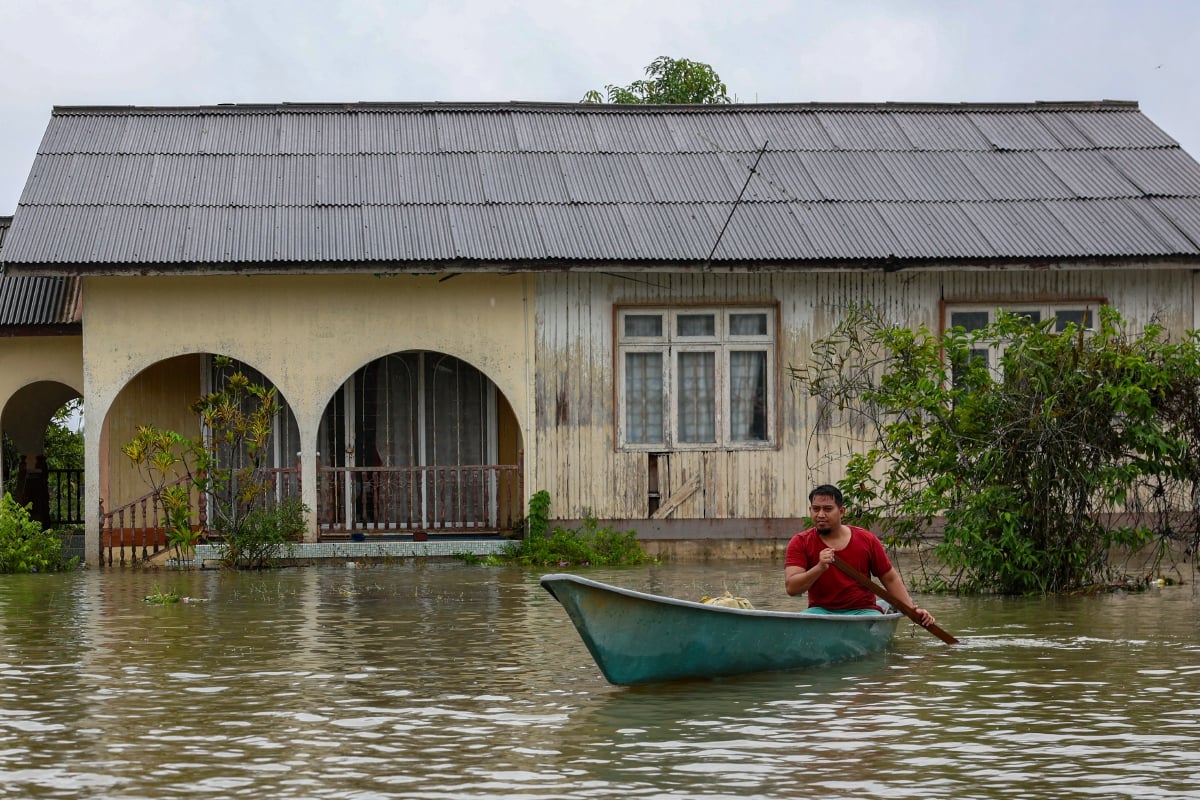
965, 112, 1068, 151
1148, 197, 1200, 247
4, 101, 1200, 270
1036, 151, 1144, 198
1061, 111, 1178, 149
0, 215, 80, 326
874, 203, 997, 259
890, 112, 995, 151
1041, 198, 1185, 257
0, 275, 72, 325
815, 111, 913, 151
876, 151, 992, 202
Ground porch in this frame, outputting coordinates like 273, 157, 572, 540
99, 462, 523, 566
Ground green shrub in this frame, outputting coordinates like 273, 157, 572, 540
0, 493, 78, 573
124, 360, 308, 570
216, 496, 306, 569
502, 491, 653, 567
144, 583, 181, 604
794, 304, 1200, 593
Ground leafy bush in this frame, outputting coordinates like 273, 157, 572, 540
124, 359, 308, 569
216, 496, 306, 569
122, 425, 200, 561
1, 435, 17, 498
794, 304, 1198, 594
502, 490, 653, 567
0, 493, 78, 573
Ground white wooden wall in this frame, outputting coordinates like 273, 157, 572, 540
534, 266, 1194, 522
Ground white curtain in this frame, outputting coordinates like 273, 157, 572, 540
677, 351, 715, 443
729, 350, 767, 441
425, 354, 487, 466
624, 352, 664, 444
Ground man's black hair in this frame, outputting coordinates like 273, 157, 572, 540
808, 484, 844, 506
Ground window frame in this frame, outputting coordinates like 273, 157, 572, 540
942, 299, 1102, 374
615, 304, 779, 452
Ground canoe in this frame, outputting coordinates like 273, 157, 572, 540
540, 573, 903, 686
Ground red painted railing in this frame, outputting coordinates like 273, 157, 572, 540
99, 465, 301, 566
99, 459, 512, 559
317, 463, 522, 535
99, 473, 204, 567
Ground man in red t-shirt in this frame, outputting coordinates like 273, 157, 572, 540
785, 484, 935, 625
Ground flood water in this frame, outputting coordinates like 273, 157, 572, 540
0, 560, 1197, 799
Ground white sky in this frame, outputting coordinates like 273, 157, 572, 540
2, 0, 1198, 212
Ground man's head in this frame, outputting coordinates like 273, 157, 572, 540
808, 484, 843, 506
808, 484, 845, 534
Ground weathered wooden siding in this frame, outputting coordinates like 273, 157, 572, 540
534, 268, 1195, 524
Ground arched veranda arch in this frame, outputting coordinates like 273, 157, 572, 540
98, 353, 301, 564
317, 350, 523, 537
1, 381, 83, 528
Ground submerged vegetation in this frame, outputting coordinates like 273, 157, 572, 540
0, 493, 78, 574
455, 490, 655, 568
143, 583, 181, 604
794, 304, 1200, 594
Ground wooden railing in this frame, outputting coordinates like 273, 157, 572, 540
99, 473, 204, 567
317, 464, 522, 535
100, 460, 514, 558
99, 465, 301, 566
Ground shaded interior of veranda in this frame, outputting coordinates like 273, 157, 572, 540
99, 351, 523, 566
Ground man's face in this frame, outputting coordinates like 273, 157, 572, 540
809, 494, 844, 534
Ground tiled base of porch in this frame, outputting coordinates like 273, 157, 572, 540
185, 538, 512, 567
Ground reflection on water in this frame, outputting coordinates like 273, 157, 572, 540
0, 562, 1197, 799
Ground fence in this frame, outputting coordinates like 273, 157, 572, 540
99, 465, 301, 566
47, 468, 84, 526
317, 463, 522, 536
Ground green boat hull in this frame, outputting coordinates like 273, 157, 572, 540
541, 573, 902, 686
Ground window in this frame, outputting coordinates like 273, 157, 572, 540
617, 306, 775, 449
945, 302, 1097, 373
205, 356, 300, 472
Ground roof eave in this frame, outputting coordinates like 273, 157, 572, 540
5, 253, 1198, 277
0, 322, 83, 337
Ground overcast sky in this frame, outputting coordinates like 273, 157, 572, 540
2, 0, 1198, 212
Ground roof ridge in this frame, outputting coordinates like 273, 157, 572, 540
49, 100, 1143, 116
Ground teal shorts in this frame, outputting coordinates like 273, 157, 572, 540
803, 607, 883, 616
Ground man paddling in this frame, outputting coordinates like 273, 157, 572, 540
785, 484, 935, 626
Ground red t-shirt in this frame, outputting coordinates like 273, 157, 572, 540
785, 525, 894, 612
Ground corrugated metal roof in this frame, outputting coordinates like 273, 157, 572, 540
0, 216, 82, 328
3, 100, 1200, 271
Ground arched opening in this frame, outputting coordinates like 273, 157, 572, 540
100, 354, 300, 564
1, 383, 84, 530
316, 351, 522, 537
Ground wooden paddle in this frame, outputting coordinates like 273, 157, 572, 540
832, 554, 958, 645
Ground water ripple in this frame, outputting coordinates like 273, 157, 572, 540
0, 566, 1198, 798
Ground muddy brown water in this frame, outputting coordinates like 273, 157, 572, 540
0, 561, 1197, 799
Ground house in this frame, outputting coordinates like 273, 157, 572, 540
0, 215, 83, 529
2, 100, 1200, 565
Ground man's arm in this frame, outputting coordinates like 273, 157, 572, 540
878, 568, 935, 625
785, 562, 827, 596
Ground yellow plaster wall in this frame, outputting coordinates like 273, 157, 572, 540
0, 335, 84, 401
103, 354, 203, 509
82, 274, 530, 426
80, 273, 533, 559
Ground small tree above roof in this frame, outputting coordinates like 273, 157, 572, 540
582, 56, 732, 105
